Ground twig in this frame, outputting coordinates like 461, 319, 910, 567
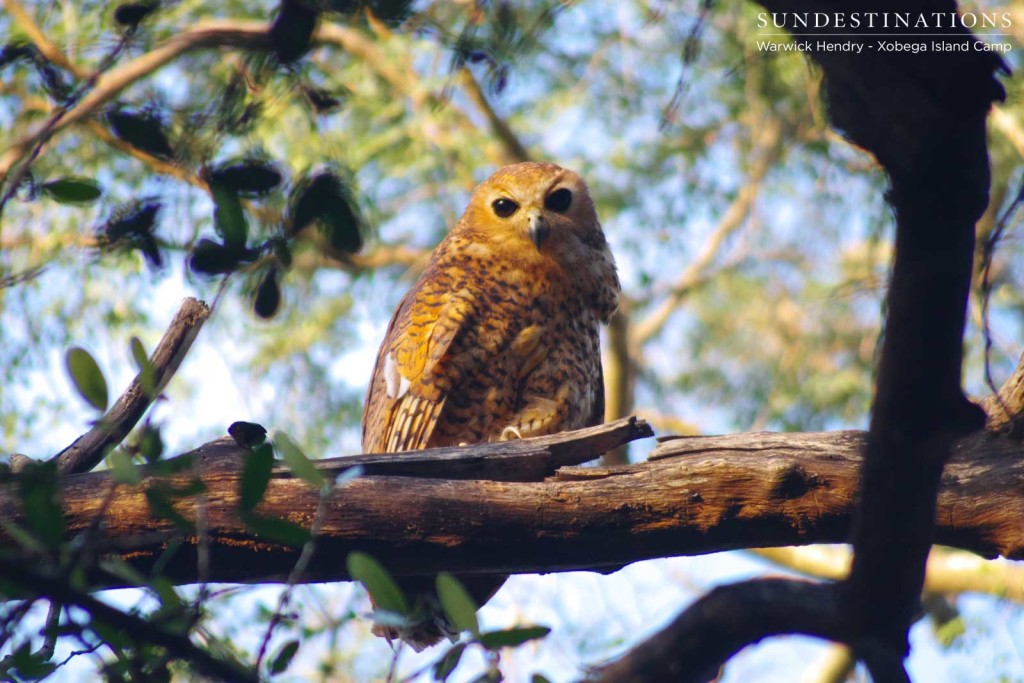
0, 554, 260, 683
458, 67, 530, 164
0, 20, 131, 221
0, 20, 277, 180
800, 645, 856, 683
632, 115, 783, 345
977, 174, 1024, 425
51, 297, 211, 475
254, 483, 333, 670
5, 0, 86, 77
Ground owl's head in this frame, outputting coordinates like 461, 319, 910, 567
461, 161, 619, 320
464, 161, 608, 254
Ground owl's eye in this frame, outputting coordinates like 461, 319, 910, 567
492, 197, 519, 218
545, 188, 572, 212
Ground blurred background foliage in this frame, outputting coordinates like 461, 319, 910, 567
1, 0, 1024, 680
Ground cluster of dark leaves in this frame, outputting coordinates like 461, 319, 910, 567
269, 0, 414, 64
92, 108, 365, 318
0, 42, 71, 101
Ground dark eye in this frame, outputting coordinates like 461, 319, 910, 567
492, 197, 519, 218
545, 188, 572, 212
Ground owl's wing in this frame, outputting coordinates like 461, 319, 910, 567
362, 276, 474, 453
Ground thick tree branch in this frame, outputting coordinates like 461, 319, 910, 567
980, 352, 1024, 430
1, 421, 1023, 588
49, 297, 210, 475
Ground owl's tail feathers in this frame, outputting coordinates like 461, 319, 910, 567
370, 575, 507, 652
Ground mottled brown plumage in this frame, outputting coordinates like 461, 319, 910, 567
362, 161, 619, 648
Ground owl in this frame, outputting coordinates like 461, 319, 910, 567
362, 161, 620, 648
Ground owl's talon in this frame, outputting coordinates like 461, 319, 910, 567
500, 426, 523, 441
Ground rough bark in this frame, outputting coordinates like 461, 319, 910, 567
2, 421, 1023, 589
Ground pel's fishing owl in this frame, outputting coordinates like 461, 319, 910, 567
362, 161, 619, 647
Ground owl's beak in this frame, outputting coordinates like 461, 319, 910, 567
528, 212, 550, 249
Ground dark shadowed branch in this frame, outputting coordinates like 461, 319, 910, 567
0, 554, 259, 683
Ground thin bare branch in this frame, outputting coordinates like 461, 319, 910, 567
5, 0, 86, 77
632, 115, 783, 345
0, 20, 275, 180
50, 297, 211, 475
458, 67, 530, 164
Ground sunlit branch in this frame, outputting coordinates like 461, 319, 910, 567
48, 297, 211, 475
752, 546, 1024, 604
632, 114, 784, 346
458, 67, 531, 164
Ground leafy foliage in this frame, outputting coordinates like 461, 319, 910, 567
0, 0, 1022, 680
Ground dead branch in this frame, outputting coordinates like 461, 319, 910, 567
1, 419, 1023, 589
49, 297, 210, 475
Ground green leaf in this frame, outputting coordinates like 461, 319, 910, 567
114, 3, 158, 28
935, 615, 967, 648
150, 576, 183, 608
107, 109, 174, 159
108, 450, 141, 485
477, 625, 551, 649
10, 642, 56, 678
432, 642, 466, 682
97, 558, 149, 588
209, 160, 283, 197
211, 180, 248, 249
244, 514, 311, 546
346, 551, 409, 615
17, 462, 63, 548
240, 443, 274, 513
274, 431, 324, 488
289, 171, 363, 254
531, 675, 553, 683
436, 572, 479, 636
188, 238, 243, 276
66, 346, 109, 412
0, 519, 48, 554
253, 267, 282, 319
40, 177, 102, 204
268, 639, 300, 675
269, 0, 318, 63
129, 336, 157, 398
136, 422, 164, 463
